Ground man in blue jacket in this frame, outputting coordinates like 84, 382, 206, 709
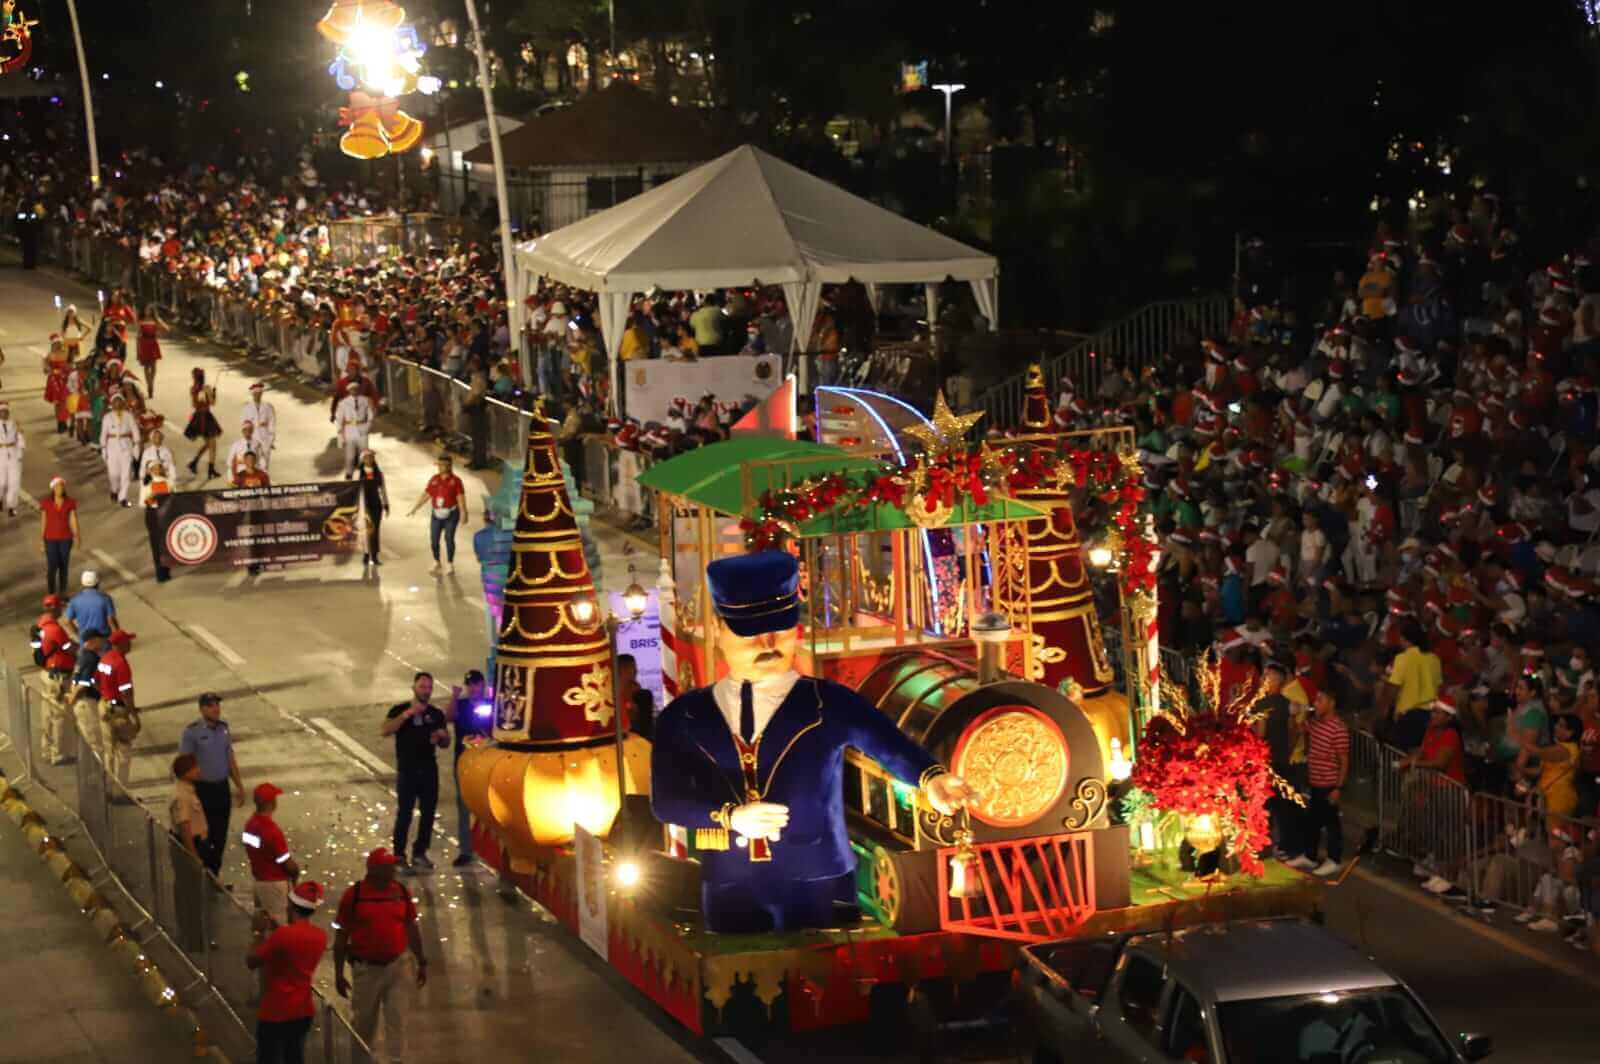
651, 551, 973, 933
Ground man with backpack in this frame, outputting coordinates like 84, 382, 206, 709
334, 848, 427, 1061
33, 594, 77, 764
94, 629, 139, 788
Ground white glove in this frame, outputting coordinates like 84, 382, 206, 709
925, 773, 977, 816
728, 801, 789, 841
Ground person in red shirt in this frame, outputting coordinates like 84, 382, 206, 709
408, 455, 466, 575
243, 782, 300, 929
39, 476, 80, 597
334, 849, 427, 1061
248, 879, 329, 1064
37, 594, 78, 763
95, 629, 138, 787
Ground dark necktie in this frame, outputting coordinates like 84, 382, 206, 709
739, 681, 755, 744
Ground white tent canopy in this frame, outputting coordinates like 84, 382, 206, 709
513, 144, 998, 402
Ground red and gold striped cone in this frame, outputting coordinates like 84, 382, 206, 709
1000, 366, 1114, 696
491, 412, 614, 745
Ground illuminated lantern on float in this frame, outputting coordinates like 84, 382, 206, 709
457, 411, 651, 870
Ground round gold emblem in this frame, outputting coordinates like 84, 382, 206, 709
953, 706, 1069, 828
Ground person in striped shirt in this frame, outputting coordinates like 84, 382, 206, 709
1304, 688, 1350, 877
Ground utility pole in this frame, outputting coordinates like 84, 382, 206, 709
462, 0, 527, 385
64, 0, 101, 188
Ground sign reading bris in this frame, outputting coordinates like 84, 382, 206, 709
156, 483, 366, 568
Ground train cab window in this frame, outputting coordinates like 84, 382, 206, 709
843, 761, 865, 813
1117, 955, 1167, 1042
1163, 985, 1210, 1063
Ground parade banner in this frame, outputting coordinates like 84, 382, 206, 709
622, 353, 782, 426
156, 482, 365, 569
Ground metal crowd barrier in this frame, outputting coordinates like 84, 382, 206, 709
0, 663, 369, 1062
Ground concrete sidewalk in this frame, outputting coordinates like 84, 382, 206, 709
0, 254, 700, 1062
0, 809, 197, 1064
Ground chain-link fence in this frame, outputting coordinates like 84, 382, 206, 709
0, 659, 369, 1063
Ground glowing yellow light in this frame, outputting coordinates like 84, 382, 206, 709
1087, 545, 1114, 568
1107, 737, 1132, 781
622, 582, 648, 620
569, 595, 598, 625
613, 859, 641, 890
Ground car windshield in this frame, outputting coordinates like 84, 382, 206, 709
1218, 986, 1455, 1064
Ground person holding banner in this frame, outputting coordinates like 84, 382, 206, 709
357, 449, 390, 567
334, 381, 374, 479
139, 427, 176, 488
141, 462, 173, 584
227, 421, 270, 482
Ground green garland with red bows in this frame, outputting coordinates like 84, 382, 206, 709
740, 442, 1154, 603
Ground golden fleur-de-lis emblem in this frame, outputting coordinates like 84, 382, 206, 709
903, 391, 985, 456
561, 663, 614, 727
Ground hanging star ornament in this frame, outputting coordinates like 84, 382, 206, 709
904, 391, 985, 457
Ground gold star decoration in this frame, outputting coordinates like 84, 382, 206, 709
1049, 459, 1077, 490
904, 391, 985, 457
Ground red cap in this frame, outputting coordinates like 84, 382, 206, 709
108, 629, 135, 645
290, 881, 326, 911
42, 594, 61, 608
253, 782, 284, 803
366, 847, 401, 868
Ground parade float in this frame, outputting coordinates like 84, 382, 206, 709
459, 370, 1321, 1042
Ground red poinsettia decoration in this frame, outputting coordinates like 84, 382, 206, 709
1131, 710, 1276, 877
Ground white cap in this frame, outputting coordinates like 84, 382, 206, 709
81, 570, 100, 588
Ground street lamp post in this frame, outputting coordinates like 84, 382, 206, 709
931, 82, 965, 167
601, 578, 649, 838
63, 0, 101, 189
461, 0, 528, 385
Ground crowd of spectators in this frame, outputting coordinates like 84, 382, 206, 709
1030, 202, 1600, 943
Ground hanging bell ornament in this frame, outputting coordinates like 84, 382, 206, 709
946, 812, 983, 900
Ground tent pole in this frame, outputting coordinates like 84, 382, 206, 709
462, 0, 528, 386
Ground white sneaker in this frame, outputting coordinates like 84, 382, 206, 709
428, 561, 441, 574
444, 561, 454, 574
1528, 918, 1560, 933
1286, 856, 1317, 871
1513, 910, 1536, 924
1312, 860, 1342, 877
1420, 876, 1454, 894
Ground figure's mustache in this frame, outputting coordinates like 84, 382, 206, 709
755, 650, 783, 662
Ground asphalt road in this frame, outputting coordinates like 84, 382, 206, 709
1, 252, 1595, 1064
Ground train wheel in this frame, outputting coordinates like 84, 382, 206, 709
871, 847, 942, 933
873, 847, 903, 925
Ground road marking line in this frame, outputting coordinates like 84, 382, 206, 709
90, 547, 139, 585
186, 623, 246, 667
1350, 865, 1600, 992
712, 1039, 765, 1064
309, 717, 392, 778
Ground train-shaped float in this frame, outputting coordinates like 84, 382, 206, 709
459, 376, 1321, 1043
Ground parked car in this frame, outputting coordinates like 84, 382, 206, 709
1017, 918, 1491, 1064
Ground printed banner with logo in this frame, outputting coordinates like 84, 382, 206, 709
156, 482, 366, 568
622, 353, 782, 425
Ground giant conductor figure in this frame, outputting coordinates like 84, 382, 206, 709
651, 551, 974, 933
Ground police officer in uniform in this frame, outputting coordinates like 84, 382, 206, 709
179, 693, 247, 876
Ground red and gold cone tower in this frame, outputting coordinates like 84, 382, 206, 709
458, 414, 650, 867
1002, 364, 1115, 696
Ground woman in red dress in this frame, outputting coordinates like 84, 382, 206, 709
136, 304, 168, 398
43, 335, 70, 433
183, 367, 223, 480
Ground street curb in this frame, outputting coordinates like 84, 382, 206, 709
0, 769, 230, 1062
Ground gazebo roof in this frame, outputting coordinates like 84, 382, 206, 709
463, 82, 730, 170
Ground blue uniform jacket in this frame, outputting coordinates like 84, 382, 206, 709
651, 677, 937, 883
